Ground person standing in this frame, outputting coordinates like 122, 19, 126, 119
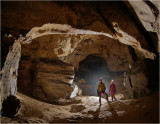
97, 78, 109, 105
109, 80, 116, 102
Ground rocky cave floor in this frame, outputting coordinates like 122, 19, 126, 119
1, 91, 159, 123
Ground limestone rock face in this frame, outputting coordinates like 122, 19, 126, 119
18, 32, 134, 100
1, 1, 159, 106
18, 35, 75, 104
124, 1, 160, 53
2, 1, 158, 54
63, 35, 133, 72
129, 1, 157, 32
1, 40, 21, 104
131, 73, 149, 98
18, 58, 74, 104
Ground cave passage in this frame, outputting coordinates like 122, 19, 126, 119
75, 55, 122, 96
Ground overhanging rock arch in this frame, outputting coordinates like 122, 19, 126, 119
1, 23, 156, 107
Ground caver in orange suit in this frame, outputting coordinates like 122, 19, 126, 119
97, 79, 109, 105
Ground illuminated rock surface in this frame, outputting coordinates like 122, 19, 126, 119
1, 1, 159, 122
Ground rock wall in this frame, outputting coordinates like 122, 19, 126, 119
124, 0, 160, 53
2, 1, 158, 55
1, 1, 159, 106
1, 40, 21, 110
18, 35, 75, 104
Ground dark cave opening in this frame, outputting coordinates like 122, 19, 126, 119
74, 55, 122, 96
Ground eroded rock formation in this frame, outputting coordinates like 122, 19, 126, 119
1, 1, 159, 108
18, 35, 75, 104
